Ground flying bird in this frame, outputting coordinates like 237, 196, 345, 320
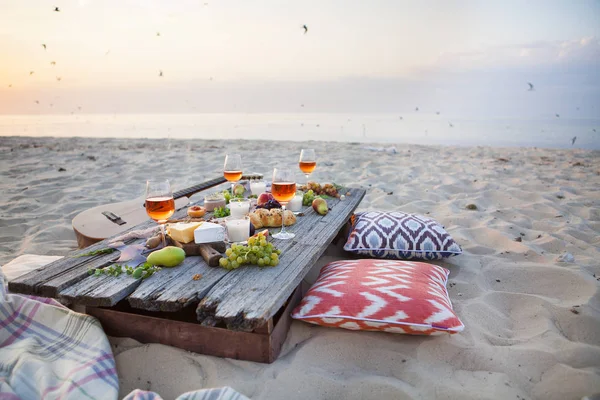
8, 84, 12, 88
54, 7, 60, 12
159, 70, 163, 77
35, 100, 39, 104
527, 82, 534, 91
105, 50, 110, 56
571, 136, 577, 145
415, 107, 419, 111
436, 111, 440, 115
56, 76, 61, 81
156, 32, 160, 36
593, 129, 597, 132
555, 113, 560, 118
29, 71, 34, 75
448, 122, 454, 128
399, 116, 403, 120
50, 61, 56, 66
42, 44, 47, 50
303, 25, 308, 34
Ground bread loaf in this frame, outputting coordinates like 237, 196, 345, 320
249, 208, 296, 228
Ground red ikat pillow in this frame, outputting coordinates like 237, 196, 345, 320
291, 259, 464, 335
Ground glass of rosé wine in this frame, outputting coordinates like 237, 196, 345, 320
145, 179, 175, 247
224, 154, 243, 196
299, 148, 316, 183
271, 167, 296, 240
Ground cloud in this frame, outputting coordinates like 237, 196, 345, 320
435, 36, 600, 70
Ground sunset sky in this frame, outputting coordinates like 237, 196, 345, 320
1, 0, 599, 115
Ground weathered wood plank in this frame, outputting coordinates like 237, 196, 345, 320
127, 255, 229, 312
8, 205, 188, 297
59, 268, 143, 307
197, 188, 365, 331
7, 239, 124, 296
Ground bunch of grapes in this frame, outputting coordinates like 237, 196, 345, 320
256, 199, 282, 209
299, 181, 340, 198
218, 235, 281, 269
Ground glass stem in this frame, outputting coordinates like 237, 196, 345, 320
280, 205, 287, 235
160, 223, 166, 248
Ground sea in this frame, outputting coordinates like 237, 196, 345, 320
1, 113, 598, 149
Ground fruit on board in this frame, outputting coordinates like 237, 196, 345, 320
257, 192, 274, 206
233, 183, 245, 196
187, 205, 206, 218
251, 229, 269, 239
312, 197, 328, 216
302, 189, 316, 206
146, 246, 185, 267
256, 199, 281, 210
300, 182, 342, 198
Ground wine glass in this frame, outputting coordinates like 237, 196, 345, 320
224, 154, 243, 196
271, 167, 296, 240
299, 149, 316, 183
145, 180, 175, 247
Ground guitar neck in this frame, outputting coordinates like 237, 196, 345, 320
173, 177, 227, 199
172, 174, 263, 199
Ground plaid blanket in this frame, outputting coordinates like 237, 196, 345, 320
0, 258, 249, 400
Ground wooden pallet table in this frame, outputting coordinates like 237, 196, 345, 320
9, 188, 365, 363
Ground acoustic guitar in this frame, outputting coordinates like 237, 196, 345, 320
72, 174, 262, 248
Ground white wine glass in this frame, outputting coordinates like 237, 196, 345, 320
299, 149, 316, 183
271, 168, 296, 240
224, 154, 243, 196
145, 179, 175, 247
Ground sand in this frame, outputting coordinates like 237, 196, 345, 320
1, 136, 599, 400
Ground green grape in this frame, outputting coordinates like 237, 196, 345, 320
219, 258, 229, 267
231, 261, 239, 269
236, 256, 243, 264
249, 255, 258, 264
225, 248, 233, 256
231, 243, 238, 251
248, 237, 256, 246
256, 251, 264, 259
252, 245, 260, 253
228, 253, 236, 261
271, 253, 278, 260
270, 259, 278, 267
258, 258, 265, 266
263, 256, 271, 265
275, 249, 281, 255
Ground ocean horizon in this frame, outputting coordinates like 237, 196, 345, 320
1, 113, 598, 150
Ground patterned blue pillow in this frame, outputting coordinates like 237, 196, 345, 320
343, 211, 462, 260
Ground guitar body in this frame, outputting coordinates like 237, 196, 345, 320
71, 174, 262, 248
72, 196, 190, 248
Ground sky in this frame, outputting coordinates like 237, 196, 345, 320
0, 0, 599, 115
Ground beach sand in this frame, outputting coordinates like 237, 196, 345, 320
1, 136, 599, 399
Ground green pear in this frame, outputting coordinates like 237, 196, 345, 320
146, 246, 185, 267
312, 197, 328, 215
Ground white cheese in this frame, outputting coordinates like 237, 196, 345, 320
194, 222, 226, 244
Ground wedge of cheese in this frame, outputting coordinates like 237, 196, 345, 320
194, 222, 226, 244
167, 222, 204, 244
